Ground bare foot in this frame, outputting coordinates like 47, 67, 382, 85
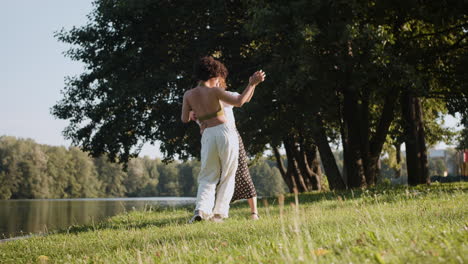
210, 214, 224, 223
251, 213, 259, 220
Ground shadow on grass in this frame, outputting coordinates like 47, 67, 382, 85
257, 181, 468, 208
58, 205, 194, 235
58, 182, 467, 236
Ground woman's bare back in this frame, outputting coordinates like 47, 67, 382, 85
185, 86, 227, 127
181, 70, 265, 126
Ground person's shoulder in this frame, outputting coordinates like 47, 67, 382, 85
211, 86, 225, 94
184, 88, 196, 97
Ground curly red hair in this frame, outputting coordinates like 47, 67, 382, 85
194, 56, 228, 81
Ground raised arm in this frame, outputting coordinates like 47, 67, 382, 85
245, 86, 256, 103
181, 92, 192, 123
245, 71, 263, 102
216, 70, 265, 107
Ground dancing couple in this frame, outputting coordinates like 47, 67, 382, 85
181, 56, 266, 223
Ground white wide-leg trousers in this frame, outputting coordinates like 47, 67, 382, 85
195, 123, 239, 218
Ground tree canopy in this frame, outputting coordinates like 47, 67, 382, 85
53, 0, 467, 191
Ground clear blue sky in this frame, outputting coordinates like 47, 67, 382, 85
0, 1, 461, 158
0, 0, 160, 158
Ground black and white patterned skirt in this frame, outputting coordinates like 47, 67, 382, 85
231, 130, 257, 202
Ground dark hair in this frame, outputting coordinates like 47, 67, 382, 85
193, 56, 228, 81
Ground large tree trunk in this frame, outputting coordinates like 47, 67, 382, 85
294, 135, 321, 191
401, 91, 421, 185
272, 140, 309, 193
401, 92, 430, 185
272, 146, 294, 191
313, 117, 347, 190
343, 87, 366, 188
366, 88, 399, 184
305, 145, 322, 191
272, 137, 324, 193
394, 143, 402, 178
340, 102, 349, 185
297, 147, 321, 191
339, 84, 397, 187
284, 138, 310, 192
414, 98, 430, 184
308, 146, 325, 190
360, 88, 372, 185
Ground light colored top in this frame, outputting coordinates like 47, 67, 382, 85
221, 91, 239, 128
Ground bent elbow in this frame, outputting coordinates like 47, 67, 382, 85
234, 97, 247, 107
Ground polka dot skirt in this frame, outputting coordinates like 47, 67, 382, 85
231, 130, 257, 203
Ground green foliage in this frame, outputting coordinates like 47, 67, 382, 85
124, 158, 151, 196
51, 0, 467, 191
249, 158, 288, 196
0, 136, 285, 199
1, 183, 466, 263
457, 120, 468, 150
68, 147, 101, 197
94, 155, 127, 197
44, 146, 73, 198
0, 137, 49, 199
52, 0, 255, 163
429, 158, 447, 177
421, 99, 457, 147
177, 160, 199, 197
156, 162, 181, 197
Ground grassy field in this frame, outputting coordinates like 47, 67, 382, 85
1, 182, 467, 264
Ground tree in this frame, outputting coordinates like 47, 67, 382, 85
139, 156, 159, 196
67, 147, 101, 197
52, 0, 254, 163
177, 159, 199, 196
44, 146, 72, 198
14, 142, 50, 199
53, 0, 467, 192
375, 1, 467, 185
157, 161, 180, 196
429, 158, 446, 177
245, 0, 400, 189
124, 158, 150, 196
0, 136, 22, 199
457, 120, 468, 151
0, 137, 51, 199
94, 155, 127, 197
250, 158, 288, 197
247, 0, 467, 188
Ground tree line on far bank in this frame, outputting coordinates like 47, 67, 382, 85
1, 135, 461, 200
0, 136, 287, 200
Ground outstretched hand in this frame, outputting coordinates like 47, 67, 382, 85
189, 111, 197, 122
248, 70, 266, 86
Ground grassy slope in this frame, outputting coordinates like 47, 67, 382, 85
1, 183, 467, 264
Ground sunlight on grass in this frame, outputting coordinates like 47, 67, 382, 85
1, 183, 467, 263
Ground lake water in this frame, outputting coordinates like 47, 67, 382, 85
0, 197, 196, 239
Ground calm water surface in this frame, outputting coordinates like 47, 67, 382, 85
0, 197, 196, 239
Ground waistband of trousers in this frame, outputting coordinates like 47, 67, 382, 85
204, 123, 232, 132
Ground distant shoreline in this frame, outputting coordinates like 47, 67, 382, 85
0, 197, 197, 202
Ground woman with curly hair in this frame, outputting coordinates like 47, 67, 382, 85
181, 56, 265, 223
195, 77, 261, 220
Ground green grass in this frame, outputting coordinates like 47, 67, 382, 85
1, 182, 467, 263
